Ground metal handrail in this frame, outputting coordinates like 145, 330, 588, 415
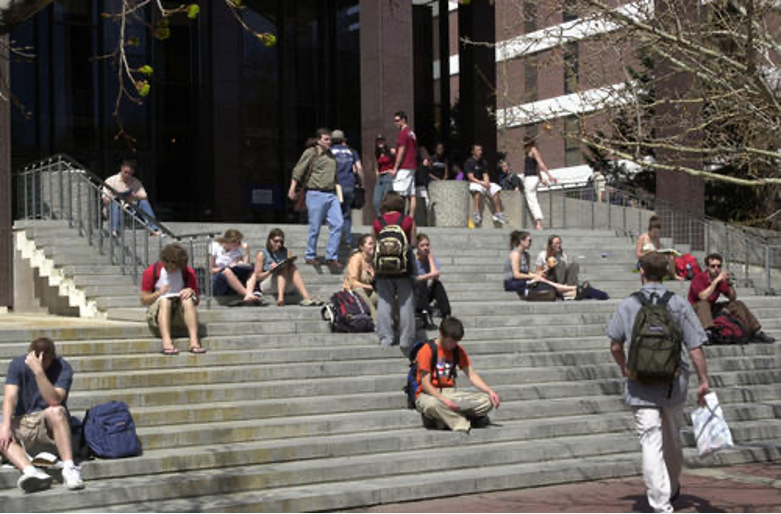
13, 154, 216, 307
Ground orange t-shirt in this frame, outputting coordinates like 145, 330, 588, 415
415, 342, 471, 398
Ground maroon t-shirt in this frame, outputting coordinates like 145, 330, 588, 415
688, 270, 730, 305
396, 126, 418, 170
373, 212, 414, 240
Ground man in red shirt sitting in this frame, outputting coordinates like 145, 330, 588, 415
414, 317, 501, 433
688, 253, 774, 343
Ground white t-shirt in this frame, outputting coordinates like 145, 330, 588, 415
535, 250, 570, 270
155, 267, 185, 293
210, 242, 244, 268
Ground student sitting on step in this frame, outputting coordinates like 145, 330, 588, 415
140, 244, 206, 355
209, 229, 262, 303
503, 230, 577, 300
251, 228, 323, 307
343, 234, 378, 319
0, 337, 85, 493
414, 233, 451, 328
414, 317, 500, 433
535, 235, 580, 287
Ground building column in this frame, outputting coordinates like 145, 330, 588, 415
0, 34, 13, 309
359, 0, 414, 222
458, 1, 497, 171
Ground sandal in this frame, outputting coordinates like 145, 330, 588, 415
188, 345, 207, 354
277, 299, 286, 307
161, 347, 179, 355
300, 298, 317, 307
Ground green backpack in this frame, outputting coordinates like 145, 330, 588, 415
626, 291, 683, 383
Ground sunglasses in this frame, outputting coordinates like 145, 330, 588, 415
709, 263, 722, 269
272, 238, 284, 244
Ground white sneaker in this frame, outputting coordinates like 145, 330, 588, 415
62, 466, 85, 490
473, 213, 482, 225
17, 467, 53, 493
492, 212, 507, 224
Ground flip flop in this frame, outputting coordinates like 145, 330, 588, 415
161, 347, 179, 355
188, 346, 207, 354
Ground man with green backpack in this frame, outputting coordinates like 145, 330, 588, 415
607, 252, 711, 513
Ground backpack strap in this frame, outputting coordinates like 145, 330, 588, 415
426, 340, 438, 379
657, 291, 675, 307
631, 291, 648, 306
378, 215, 388, 228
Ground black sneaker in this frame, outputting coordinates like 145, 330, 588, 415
670, 485, 681, 504
470, 415, 491, 429
751, 331, 776, 343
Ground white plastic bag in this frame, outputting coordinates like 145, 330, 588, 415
691, 392, 734, 457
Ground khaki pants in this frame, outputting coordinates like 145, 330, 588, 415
693, 299, 760, 333
146, 297, 187, 330
352, 287, 378, 320
547, 262, 580, 286
415, 389, 494, 432
11, 411, 57, 456
634, 404, 684, 513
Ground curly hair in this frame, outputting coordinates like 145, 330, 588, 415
160, 244, 189, 270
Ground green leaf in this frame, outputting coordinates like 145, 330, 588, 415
139, 65, 154, 76
137, 81, 151, 97
187, 4, 200, 19
127, 37, 140, 47
154, 27, 171, 40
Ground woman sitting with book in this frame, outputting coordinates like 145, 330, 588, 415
343, 234, 377, 319
636, 215, 684, 281
209, 229, 261, 303
250, 228, 323, 307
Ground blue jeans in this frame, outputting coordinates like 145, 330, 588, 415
373, 174, 393, 213
341, 188, 354, 247
111, 200, 160, 232
305, 190, 343, 261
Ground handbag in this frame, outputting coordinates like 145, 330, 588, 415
293, 147, 320, 212
691, 392, 734, 457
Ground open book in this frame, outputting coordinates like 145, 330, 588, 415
656, 248, 681, 257
30, 452, 59, 468
270, 256, 297, 274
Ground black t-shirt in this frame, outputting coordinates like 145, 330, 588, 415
431, 156, 447, 180
415, 163, 431, 187
464, 157, 488, 181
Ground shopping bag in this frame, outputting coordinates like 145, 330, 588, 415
691, 392, 734, 457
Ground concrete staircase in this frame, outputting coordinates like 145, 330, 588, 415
2, 220, 779, 512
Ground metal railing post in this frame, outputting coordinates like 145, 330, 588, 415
562, 190, 567, 228
744, 232, 749, 281
766, 244, 772, 294
622, 201, 627, 232
76, 177, 82, 235
66, 160, 73, 227
23, 170, 29, 219
705, 222, 710, 255
606, 188, 611, 228
132, 216, 138, 286
725, 225, 730, 272
670, 209, 676, 245
591, 191, 595, 230
522, 194, 528, 228
548, 190, 554, 228
48, 160, 54, 219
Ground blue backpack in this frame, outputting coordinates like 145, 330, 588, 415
404, 339, 459, 409
83, 401, 142, 459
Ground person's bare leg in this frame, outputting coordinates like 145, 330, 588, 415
1, 440, 33, 471
276, 272, 287, 305
535, 219, 543, 230
181, 298, 200, 349
290, 265, 311, 299
222, 268, 248, 296
243, 272, 259, 301
472, 193, 481, 218
157, 299, 174, 350
492, 193, 503, 214
44, 406, 73, 462
408, 195, 417, 218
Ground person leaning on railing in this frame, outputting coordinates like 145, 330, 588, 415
102, 158, 162, 237
140, 244, 206, 355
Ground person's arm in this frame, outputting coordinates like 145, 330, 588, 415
636, 234, 648, 259
288, 148, 314, 199
511, 252, 536, 280
353, 158, 365, 184
443, 161, 449, 180
726, 282, 737, 302
240, 242, 251, 265
130, 183, 148, 202
697, 272, 727, 301
393, 145, 405, 176
464, 366, 501, 408
416, 254, 440, 281
533, 148, 556, 185
409, 221, 418, 247
346, 255, 372, 291
610, 340, 627, 377
0, 384, 19, 452
209, 254, 221, 275
25, 352, 67, 406
253, 251, 274, 282
420, 371, 460, 411
689, 346, 710, 406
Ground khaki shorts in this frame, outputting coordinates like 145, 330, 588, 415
11, 411, 56, 455
146, 296, 187, 330
260, 274, 296, 295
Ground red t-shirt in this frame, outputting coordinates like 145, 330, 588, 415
377, 153, 394, 173
688, 270, 729, 305
373, 212, 414, 239
415, 342, 471, 398
396, 126, 418, 170
141, 262, 200, 300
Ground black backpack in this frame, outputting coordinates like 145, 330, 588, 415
321, 291, 374, 333
404, 339, 459, 409
626, 291, 683, 383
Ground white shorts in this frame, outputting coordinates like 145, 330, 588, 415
393, 169, 415, 197
415, 186, 429, 201
469, 182, 502, 197
260, 274, 296, 294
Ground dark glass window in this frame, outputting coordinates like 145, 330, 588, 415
524, 1, 537, 34
563, 42, 578, 94
564, 116, 581, 167
524, 54, 537, 103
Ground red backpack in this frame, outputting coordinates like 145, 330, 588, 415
675, 253, 702, 280
710, 312, 750, 345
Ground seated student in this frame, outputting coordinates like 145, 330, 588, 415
252, 228, 322, 307
465, 144, 507, 225
414, 317, 501, 433
102, 159, 162, 236
0, 337, 84, 492
688, 253, 775, 343
140, 244, 206, 355
414, 233, 451, 328
636, 215, 684, 281
536, 235, 580, 286
343, 234, 377, 319
209, 229, 261, 303
504, 230, 577, 300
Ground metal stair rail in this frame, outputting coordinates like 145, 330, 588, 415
13, 154, 216, 305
